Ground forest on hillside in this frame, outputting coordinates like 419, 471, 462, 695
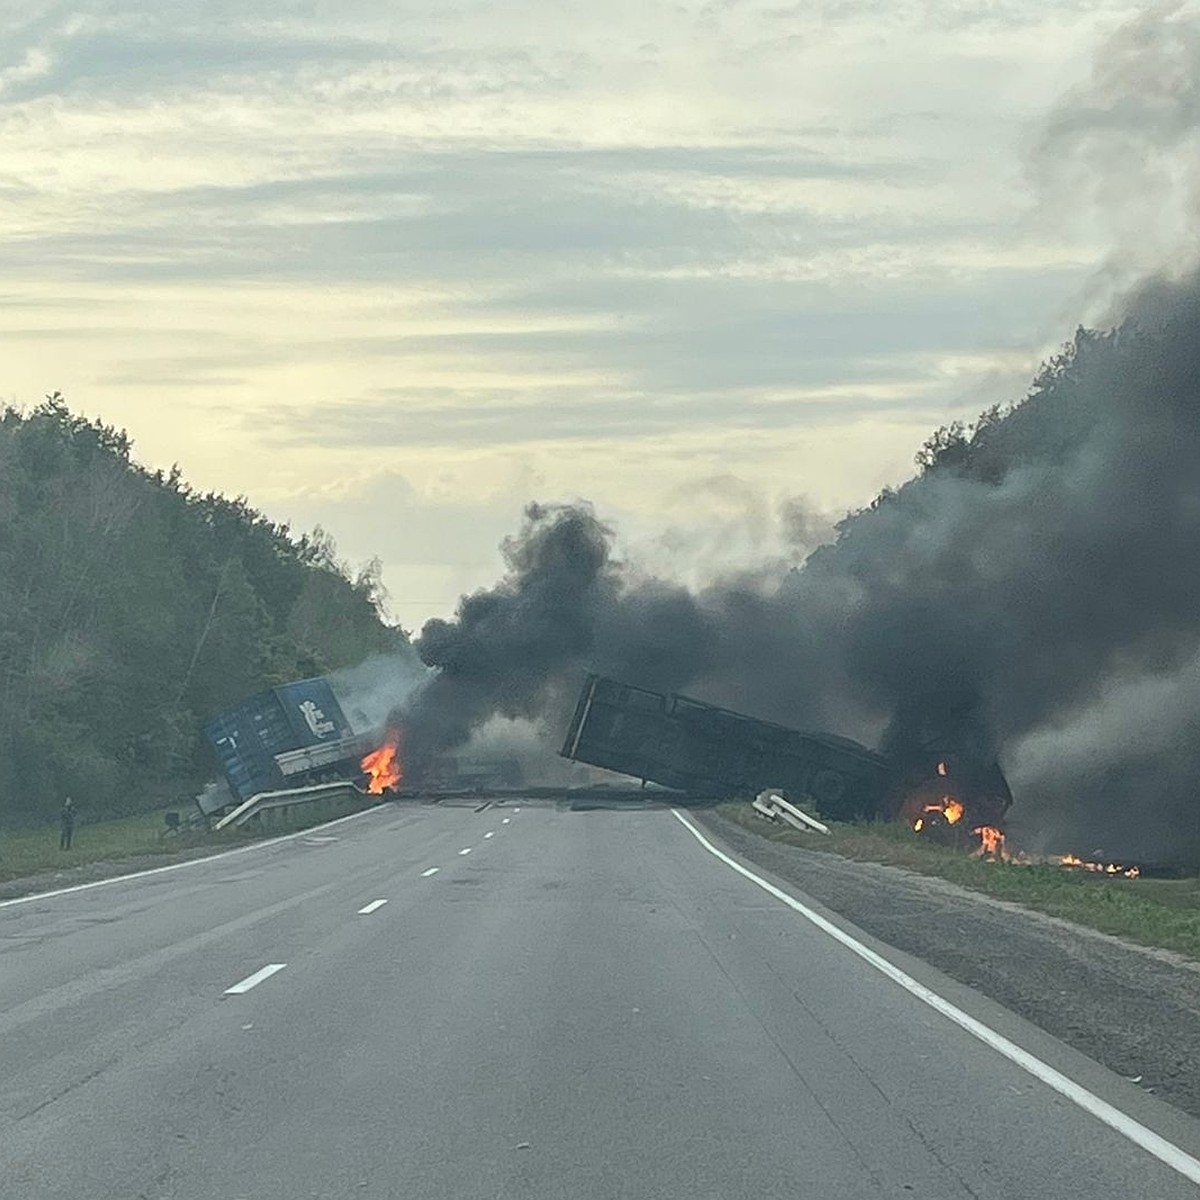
0, 395, 402, 825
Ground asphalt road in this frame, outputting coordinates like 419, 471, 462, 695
3, 800, 1200, 1199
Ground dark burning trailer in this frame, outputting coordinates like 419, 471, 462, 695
560, 673, 892, 821
560, 673, 1013, 831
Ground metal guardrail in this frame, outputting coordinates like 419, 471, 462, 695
213, 780, 366, 831
750, 790, 830, 836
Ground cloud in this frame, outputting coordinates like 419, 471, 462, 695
0, 0, 1150, 623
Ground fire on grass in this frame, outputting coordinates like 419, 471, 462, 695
905, 760, 1140, 878
1059, 853, 1141, 880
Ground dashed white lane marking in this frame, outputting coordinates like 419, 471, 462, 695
421, 867, 440, 878
514, 807, 521, 813
484, 831, 495, 839
357, 899, 388, 915
670, 809, 1200, 1188
224, 963, 287, 995
502, 818, 511, 825
458, 848, 472, 856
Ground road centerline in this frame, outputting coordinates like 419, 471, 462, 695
224, 963, 287, 996
458, 848, 472, 856
421, 867, 440, 877
357, 899, 388, 915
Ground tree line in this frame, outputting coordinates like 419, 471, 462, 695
0, 395, 402, 825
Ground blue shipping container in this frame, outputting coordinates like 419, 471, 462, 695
205, 677, 355, 802
273, 678, 354, 747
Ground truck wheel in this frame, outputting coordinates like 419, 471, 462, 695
810, 769, 846, 809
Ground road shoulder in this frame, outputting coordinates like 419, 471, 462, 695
694, 807, 1200, 1120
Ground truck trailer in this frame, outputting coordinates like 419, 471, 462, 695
559, 673, 1012, 831
204, 677, 377, 808
560, 673, 892, 821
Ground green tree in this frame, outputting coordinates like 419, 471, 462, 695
0, 396, 404, 825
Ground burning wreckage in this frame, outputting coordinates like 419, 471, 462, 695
203, 676, 402, 814
202, 672, 1140, 877
560, 673, 1013, 853
560, 675, 1147, 876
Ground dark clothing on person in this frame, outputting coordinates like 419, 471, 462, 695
60, 799, 75, 850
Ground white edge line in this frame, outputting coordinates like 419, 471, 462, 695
669, 808, 1200, 1187
421, 867, 439, 877
224, 962, 286, 995
0, 804, 389, 910
458, 847, 472, 856
357, 898, 388, 915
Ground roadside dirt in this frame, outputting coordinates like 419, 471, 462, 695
698, 808, 1200, 1119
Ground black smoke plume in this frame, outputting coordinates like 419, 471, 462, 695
403, 276, 1200, 859
406, 502, 719, 776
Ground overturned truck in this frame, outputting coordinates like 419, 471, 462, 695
560, 673, 1012, 830
204, 677, 377, 810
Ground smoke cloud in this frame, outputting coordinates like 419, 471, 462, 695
328, 650, 429, 735
1030, 2, 1200, 306
396, 276, 1200, 858
388, 8, 1200, 858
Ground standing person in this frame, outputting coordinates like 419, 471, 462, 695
59, 796, 75, 851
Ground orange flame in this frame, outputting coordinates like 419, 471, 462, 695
973, 825, 1007, 860
922, 796, 964, 825
1058, 852, 1140, 879
361, 732, 403, 794
913, 818, 924, 832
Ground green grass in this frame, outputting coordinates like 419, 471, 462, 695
0, 793, 376, 888
718, 802, 1200, 962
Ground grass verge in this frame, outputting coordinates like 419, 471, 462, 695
0, 793, 376, 888
717, 802, 1200, 962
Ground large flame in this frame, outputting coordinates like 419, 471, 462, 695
361, 731, 403, 794
972, 825, 1007, 860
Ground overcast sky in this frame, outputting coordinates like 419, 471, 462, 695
0, 0, 1150, 629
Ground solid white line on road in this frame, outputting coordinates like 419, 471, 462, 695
224, 963, 287, 995
357, 899, 388, 915
421, 867, 440, 877
484, 831, 495, 839
0, 804, 389, 911
458, 847, 472, 856
502, 818, 511, 825
670, 809, 1200, 1188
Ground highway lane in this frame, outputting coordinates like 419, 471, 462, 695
3, 800, 1200, 1199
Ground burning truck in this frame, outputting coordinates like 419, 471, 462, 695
203, 676, 401, 814
559, 673, 1012, 845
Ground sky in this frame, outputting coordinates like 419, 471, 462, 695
0, 0, 1153, 631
